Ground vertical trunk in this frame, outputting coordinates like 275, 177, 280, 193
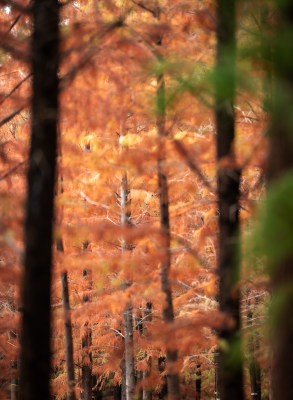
81, 322, 92, 400
267, 3, 293, 399
19, 2, 59, 400
157, 357, 167, 400
114, 382, 122, 400
249, 358, 261, 400
61, 270, 76, 400
143, 302, 152, 400
10, 360, 18, 400
122, 356, 126, 400
123, 304, 135, 400
195, 364, 201, 400
157, 72, 181, 400
142, 368, 151, 400
215, 1, 243, 399
81, 260, 93, 400
247, 296, 261, 400
120, 170, 135, 400
214, 352, 219, 400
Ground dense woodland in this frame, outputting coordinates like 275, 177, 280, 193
0, 0, 293, 399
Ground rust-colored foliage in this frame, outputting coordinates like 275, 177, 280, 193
0, 1, 270, 399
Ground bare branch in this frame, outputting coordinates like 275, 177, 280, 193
110, 328, 125, 338
0, 73, 32, 107
172, 138, 216, 193
0, 106, 25, 128
0, 0, 31, 14
0, 159, 27, 181
131, 0, 158, 17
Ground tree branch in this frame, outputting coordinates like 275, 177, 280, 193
0, 73, 32, 107
0, 159, 27, 181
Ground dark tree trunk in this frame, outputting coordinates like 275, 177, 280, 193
249, 358, 261, 400
10, 360, 18, 400
214, 352, 219, 400
114, 383, 122, 400
122, 355, 126, 400
81, 262, 93, 400
157, 70, 180, 400
157, 357, 168, 400
247, 295, 261, 400
267, 3, 293, 399
19, 2, 59, 400
195, 364, 201, 400
61, 270, 76, 400
215, 1, 244, 399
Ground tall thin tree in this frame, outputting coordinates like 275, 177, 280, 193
215, 0, 244, 399
157, 60, 181, 400
19, 1, 59, 400
267, 2, 293, 399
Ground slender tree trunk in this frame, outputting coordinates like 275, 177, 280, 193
249, 357, 261, 400
267, 3, 293, 399
123, 304, 135, 400
215, 1, 243, 399
81, 321, 92, 400
10, 360, 18, 400
247, 295, 261, 400
114, 382, 122, 400
61, 270, 76, 400
214, 352, 219, 400
120, 171, 135, 400
195, 364, 201, 400
157, 357, 167, 400
19, 2, 59, 400
81, 243, 93, 400
122, 355, 126, 400
157, 71, 181, 400
143, 302, 152, 400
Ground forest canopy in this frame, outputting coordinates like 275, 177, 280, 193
0, 1, 293, 400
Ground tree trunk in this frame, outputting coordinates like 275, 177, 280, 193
157, 357, 167, 400
120, 170, 135, 400
81, 245, 93, 400
122, 355, 126, 400
61, 270, 76, 400
195, 364, 201, 400
10, 360, 18, 400
114, 382, 122, 400
214, 352, 219, 400
19, 2, 59, 400
157, 71, 181, 400
247, 295, 261, 400
143, 302, 152, 400
123, 304, 135, 400
215, 1, 244, 399
266, 3, 293, 399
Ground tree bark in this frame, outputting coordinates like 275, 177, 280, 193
142, 302, 152, 400
247, 295, 261, 400
267, 3, 293, 399
195, 364, 201, 400
157, 72, 181, 400
120, 171, 135, 400
114, 382, 122, 400
19, 2, 59, 400
213, 351, 220, 400
215, 1, 244, 399
61, 270, 76, 400
81, 258, 93, 400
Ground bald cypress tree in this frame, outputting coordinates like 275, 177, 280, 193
19, 2, 59, 400
215, 0, 244, 399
